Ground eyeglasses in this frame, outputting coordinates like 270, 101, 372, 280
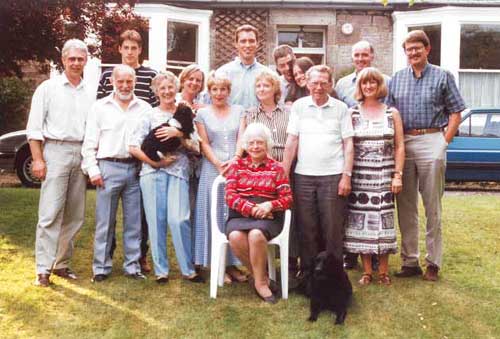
405, 46, 425, 53
309, 81, 330, 88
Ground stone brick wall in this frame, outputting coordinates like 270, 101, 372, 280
335, 11, 393, 78
266, 8, 393, 80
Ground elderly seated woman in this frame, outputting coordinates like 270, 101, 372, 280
224, 123, 293, 304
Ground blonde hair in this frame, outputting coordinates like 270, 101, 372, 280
207, 71, 232, 93
178, 64, 205, 94
255, 71, 282, 104
354, 67, 388, 101
151, 71, 179, 94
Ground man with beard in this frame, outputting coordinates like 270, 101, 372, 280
97, 29, 157, 273
82, 65, 151, 282
27, 39, 94, 287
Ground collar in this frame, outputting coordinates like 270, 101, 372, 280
258, 103, 282, 116
235, 57, 257, 69
103, 92, 141, 109
306, 95, 334, 109
241, 155, 272, 168
60, 72, 84, 89
409, 62, 430, 78
349, 72, 357, 84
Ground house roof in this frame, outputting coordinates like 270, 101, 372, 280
141, 0, 500, 10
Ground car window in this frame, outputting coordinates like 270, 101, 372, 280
483, 114, 500, 137
459, 113, 486, 136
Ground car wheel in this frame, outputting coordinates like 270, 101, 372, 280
15, 146, 41, 188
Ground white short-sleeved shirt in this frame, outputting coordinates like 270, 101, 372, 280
287, 95, 353, 176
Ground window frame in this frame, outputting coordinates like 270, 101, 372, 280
277, 26, 326, 63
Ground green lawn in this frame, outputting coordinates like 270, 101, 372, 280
0, 188, 499, 339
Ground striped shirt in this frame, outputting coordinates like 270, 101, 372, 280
386, 63, 466, 130
97, 65, 158, 107
245, 104, 289, 162
225, 156, 293, 218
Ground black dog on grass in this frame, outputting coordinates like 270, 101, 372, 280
141, 104, 195, 161
307, 251, 352, 325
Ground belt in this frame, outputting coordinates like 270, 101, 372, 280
100, 157, 138, 164
405, 128, 443, 136
45, 138, 83, 144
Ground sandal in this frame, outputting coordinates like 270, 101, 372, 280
226, 266, 248, 283
378, 273, 392, 286
358, 273, 373, 286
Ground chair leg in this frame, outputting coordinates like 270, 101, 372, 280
267, 245, 276, 282
218, 243, 227, 287
210, 242, 222, 299
279, 243, 289, 299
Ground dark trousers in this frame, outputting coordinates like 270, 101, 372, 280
294, 174, 347, 271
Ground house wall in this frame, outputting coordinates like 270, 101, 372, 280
271, 9, 392, 78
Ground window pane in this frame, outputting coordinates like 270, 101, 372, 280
409, 25, 441, 66
469, 114, 488, 137
458, 116, 471, 136
460, 24, 500, 69
278, 32, 299, 48
167, 21, 197, 64
302, 32, 323, 48
459, 72, 500, 108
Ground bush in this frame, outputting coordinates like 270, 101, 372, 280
0, 76, 32, 134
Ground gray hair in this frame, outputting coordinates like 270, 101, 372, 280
151, 71, 179, 94
241, 123, 274, 152
352, 40, 374, 54
111, 64, 136, 80
62, 39, 88, 58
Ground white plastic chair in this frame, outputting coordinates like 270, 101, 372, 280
209, 175, 291, 299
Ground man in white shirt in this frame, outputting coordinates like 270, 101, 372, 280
282, 65, 354, 276
27, 39, 94, 287
82, 65, 151, 282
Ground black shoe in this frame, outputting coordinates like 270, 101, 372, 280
184, 274, 205, 283
269, 279, 281, 295
125, 272, 147, 280
156, 276, 169, 284
91, 274, 109, 283
255, 289, 278, 304
394, 266, 423, 278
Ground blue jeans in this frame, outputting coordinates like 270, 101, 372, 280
140, 171, 195, 277
93, 160, 141, 275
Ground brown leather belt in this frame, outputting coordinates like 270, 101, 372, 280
405, 128, 443, 136
101, 157, 138, 164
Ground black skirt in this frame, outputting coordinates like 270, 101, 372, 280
226, 196, 284, 240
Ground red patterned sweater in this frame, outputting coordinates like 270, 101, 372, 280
225, 156, 293, 217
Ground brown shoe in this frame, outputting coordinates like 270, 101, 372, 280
423, 265, 439, 281
35, 274, 50, 287
139, 257, 152, 273
53, 268, 78, 280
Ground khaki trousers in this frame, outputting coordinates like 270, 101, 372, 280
35, 140, 86, 274
396, 132, 447, 269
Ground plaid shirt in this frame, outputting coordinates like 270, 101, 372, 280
386, 63, 466, 130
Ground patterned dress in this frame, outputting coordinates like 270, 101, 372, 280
193, 105, 244, 267
344, 106, 398, 255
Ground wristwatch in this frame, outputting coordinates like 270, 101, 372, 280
343, 171, 352, 177
394, 171, 403, 177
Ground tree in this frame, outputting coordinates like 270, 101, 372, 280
0, 0, 144, 77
